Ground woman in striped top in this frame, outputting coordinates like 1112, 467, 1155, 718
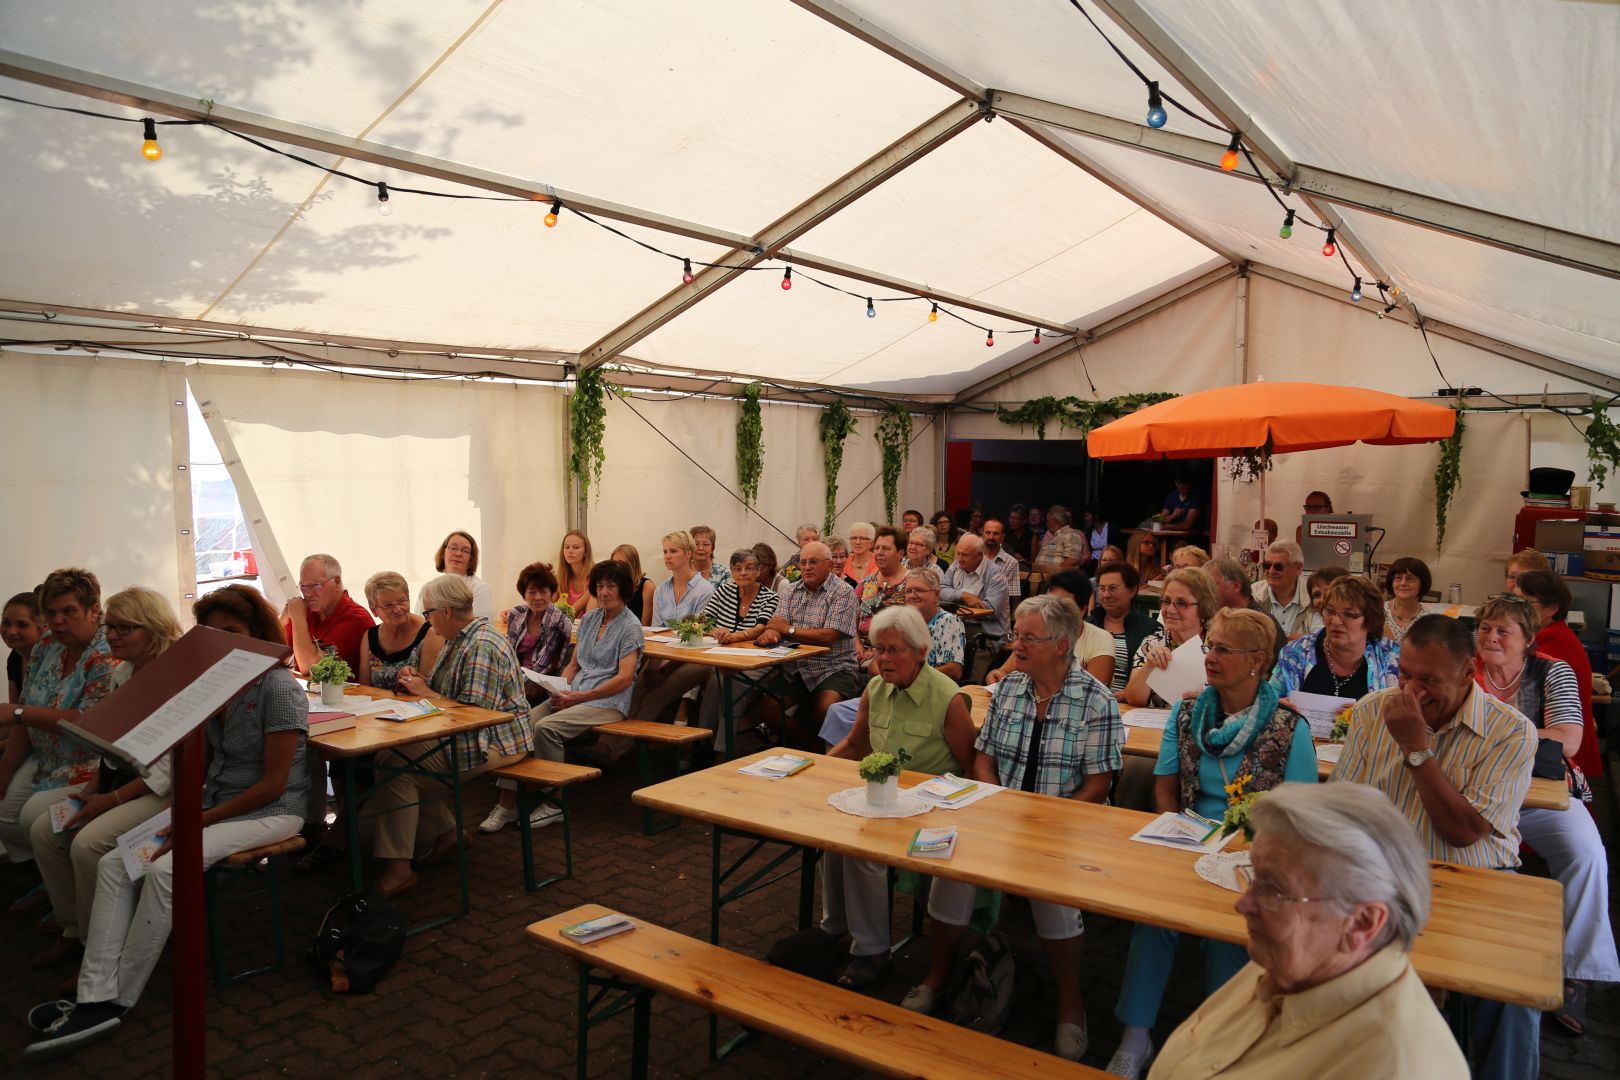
692, 549, 780, 753
1473, 593, 1618, 1032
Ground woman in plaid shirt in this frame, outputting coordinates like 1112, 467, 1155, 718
901, 594, 1121, 1062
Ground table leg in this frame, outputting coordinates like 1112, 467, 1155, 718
719, 672, 737, 761
449, 740, 469, 918
340, 758, 364, 894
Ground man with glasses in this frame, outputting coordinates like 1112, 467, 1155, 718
1250, 541, 1317, 640
942, 533, 1010, 649
760, 542, 862, 746
281, 553, 373, 675
1295, 491, 1334, 544
1330, 613, 1538, 1080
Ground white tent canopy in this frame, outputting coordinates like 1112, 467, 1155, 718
1, 1, 1616, 609
1, 0, 1612, 397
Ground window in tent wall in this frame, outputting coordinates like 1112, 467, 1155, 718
186, 389, 262, 599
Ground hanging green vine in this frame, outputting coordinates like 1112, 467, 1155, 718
875, 404, 912, 525
1434, 405, 1466, 549
1582, 398, 1620, 489
568, 366, 609, 502
994, 392, 1178, 440
819, 400, 857, 533
736, 383, 764, 509
1224, 436, 1276, 484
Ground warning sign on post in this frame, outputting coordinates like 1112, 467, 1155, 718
1308, 521, 1360, 540
1333, 539, 1352, 556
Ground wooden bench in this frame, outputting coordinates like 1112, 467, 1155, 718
595, 719, 715, 835
491, 759, 601, 891
204, 835, 306, 989
528, 904, 1105, 1080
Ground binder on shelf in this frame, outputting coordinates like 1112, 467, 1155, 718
58, 625, 291, 776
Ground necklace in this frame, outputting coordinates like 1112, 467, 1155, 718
1484, 657, 1528, 692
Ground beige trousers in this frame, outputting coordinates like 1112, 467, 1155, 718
31, 791, 168, 939
369, 742, 523, 861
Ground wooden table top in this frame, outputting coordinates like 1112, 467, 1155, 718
308, 683, 518, 758
961, 687, 1567, 810
634, 751, 1564, 1008
639, 636, 828, 671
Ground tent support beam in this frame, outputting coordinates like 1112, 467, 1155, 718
576, 98, 990, 371
0, 53, 1068, 346
1247, 265, 1620, 396
990, 93, 1620, 280
1085, 0, 1401, 300
952, 265, 1239, 403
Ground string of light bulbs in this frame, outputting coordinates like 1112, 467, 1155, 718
1066, 0, 1387, 308
0, 91, 1067, 350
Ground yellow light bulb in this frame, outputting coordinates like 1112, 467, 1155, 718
142, 140, 162, 160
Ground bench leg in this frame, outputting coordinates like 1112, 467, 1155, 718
638, 743, 684, 837
517, 784, 537, 893
576, 961, 654, 1080
517, 785, 574, 892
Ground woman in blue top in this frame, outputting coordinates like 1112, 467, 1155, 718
1270, 575, 1399, 703
1105, 608, 1318, 1079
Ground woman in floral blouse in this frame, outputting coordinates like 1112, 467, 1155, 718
0, 569, 121, 912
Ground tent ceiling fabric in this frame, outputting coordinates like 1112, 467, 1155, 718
0, 0, 1612, 396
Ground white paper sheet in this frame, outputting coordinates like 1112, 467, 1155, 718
1122, 708, 1173, 730
48, 797, 81, 834
1315, 742, 1346, 765
907, 775, 1003, 811
116, 807, 172, 881
523, 669, 572, 694
115, 649, 281, 766
703, 646, 774, 657
1287, 691, 1356, 739
303, 694, 399, 718
1145, 636, 1206, 706
1130, 811, 1236, 853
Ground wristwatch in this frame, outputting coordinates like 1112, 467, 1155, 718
12, 706, 23, 721
787, 626, 796, 639
1403, 748, 1435, 768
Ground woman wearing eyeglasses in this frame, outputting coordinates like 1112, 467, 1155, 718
1472, 592, 1617, 1036
1270, 576, 1400, 703
1106, 608, 1317, 1078
358, 571, 444, 691
1382, 557, 1431, 644
427, 530, 495, 619
1123, 568, 1218, 708
1511, 570, 1602, 782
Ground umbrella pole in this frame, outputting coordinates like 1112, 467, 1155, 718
1259, 467, 1267, 542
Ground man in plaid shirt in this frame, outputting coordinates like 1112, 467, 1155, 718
901, 594, 1120, 1063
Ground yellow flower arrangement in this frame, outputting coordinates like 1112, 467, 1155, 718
1221, 772, 1262, 838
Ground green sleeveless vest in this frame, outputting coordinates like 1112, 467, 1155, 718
865, 664, 965, 776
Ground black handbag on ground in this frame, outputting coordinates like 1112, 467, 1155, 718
308, 890, 406, 993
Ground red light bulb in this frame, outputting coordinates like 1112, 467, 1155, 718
682, 258, 694, 285
1322, 228, 1336, 257
1033, 329, 1042, 345
985, 331, 994, 347
781, 267, 792, 291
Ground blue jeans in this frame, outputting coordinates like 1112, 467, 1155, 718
1115, 924, 1249, 1028
1454, 867, 1540, 1080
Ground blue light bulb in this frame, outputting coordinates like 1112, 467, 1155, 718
866, 298, 876, 319
1146, 105, 1167, 128
1351, 277, 1363, 303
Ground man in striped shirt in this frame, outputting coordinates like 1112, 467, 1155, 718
1330, 614, 1537, 1080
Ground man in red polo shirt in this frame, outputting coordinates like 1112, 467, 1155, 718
282, 553, 372, 674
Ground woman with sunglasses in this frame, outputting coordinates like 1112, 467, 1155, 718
1472, 592, 1617, 1036
1106, 608, 1317, 1078
1122, 568, 1218, 708
1270, 576, 1400, 703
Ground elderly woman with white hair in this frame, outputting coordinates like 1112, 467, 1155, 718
845, 521, 878, 583
821, 605, 975, 989
903, 594, 1120, 1061
368, 574, 531, 897
1148, 782, 1467, 1078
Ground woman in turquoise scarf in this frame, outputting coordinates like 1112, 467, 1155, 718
1104, 608, 1319, 1079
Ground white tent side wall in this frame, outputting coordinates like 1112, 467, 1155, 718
0, 352, 188, 611
188, 364, 567, 613
589, 392, 938, 574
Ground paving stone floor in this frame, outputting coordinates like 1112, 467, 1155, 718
1, 750, 1614, 1078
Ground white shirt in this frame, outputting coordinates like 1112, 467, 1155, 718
1251, 575, 1318, 637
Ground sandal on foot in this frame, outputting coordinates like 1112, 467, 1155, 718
836, 952, 891, 989
1554, 979, 1587, 1036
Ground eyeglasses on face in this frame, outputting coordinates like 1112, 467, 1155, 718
1011, 632, 1061, 648
1201, 643, 1260, 658
375, 599, 411, 613
1303, 503, 1330, 512
1161, 597, 1197, 610
1262, 562, 1291, 572
104, 622, 145, 636
1095, 584, 1128, 594
1243, 878, 1340, 912
1320, 607, 1364, 622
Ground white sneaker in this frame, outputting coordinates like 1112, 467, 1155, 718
1105, 1042, 1152, 1078
528, 804, 564, 828
1055, 1021, 1089, 1063
478, 804, 518, 833
900, 984, 937, 1013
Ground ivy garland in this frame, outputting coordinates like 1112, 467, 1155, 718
1224, 436, 1275, 484
994, 392, 1178, 440
568, 366, 609, 503
875, 404, 912, 525
736, 383, 764, 509
1434, 405, 1466, 549
1583, 398, 1620, 489
819, 400, 857, 533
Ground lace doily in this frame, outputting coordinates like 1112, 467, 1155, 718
1194, 850, 1253, 893
827, 786, 931, 819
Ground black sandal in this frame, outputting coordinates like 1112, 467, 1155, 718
836, 952, 892, 990
294, 843, 345, 873
1554, 979, 1587, 1036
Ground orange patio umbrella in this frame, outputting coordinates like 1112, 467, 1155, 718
1084, 381, 1457, 460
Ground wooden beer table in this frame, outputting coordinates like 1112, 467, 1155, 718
633, 752, 1564, 1010
308, 683, 520, 932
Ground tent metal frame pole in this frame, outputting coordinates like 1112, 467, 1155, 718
1234, 267, 1250, 385
989, 93, 1620, 281
1246, 264, 1620, 396
0, 53, 1068, 345
164, 366, 200, 615
1084, 0, 1399, 301
577, 98, 995, 371
952, 265, 1239, 403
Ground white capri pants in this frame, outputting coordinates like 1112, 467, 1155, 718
1518, 804, 1620, 983
928, 876, 1083, 940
